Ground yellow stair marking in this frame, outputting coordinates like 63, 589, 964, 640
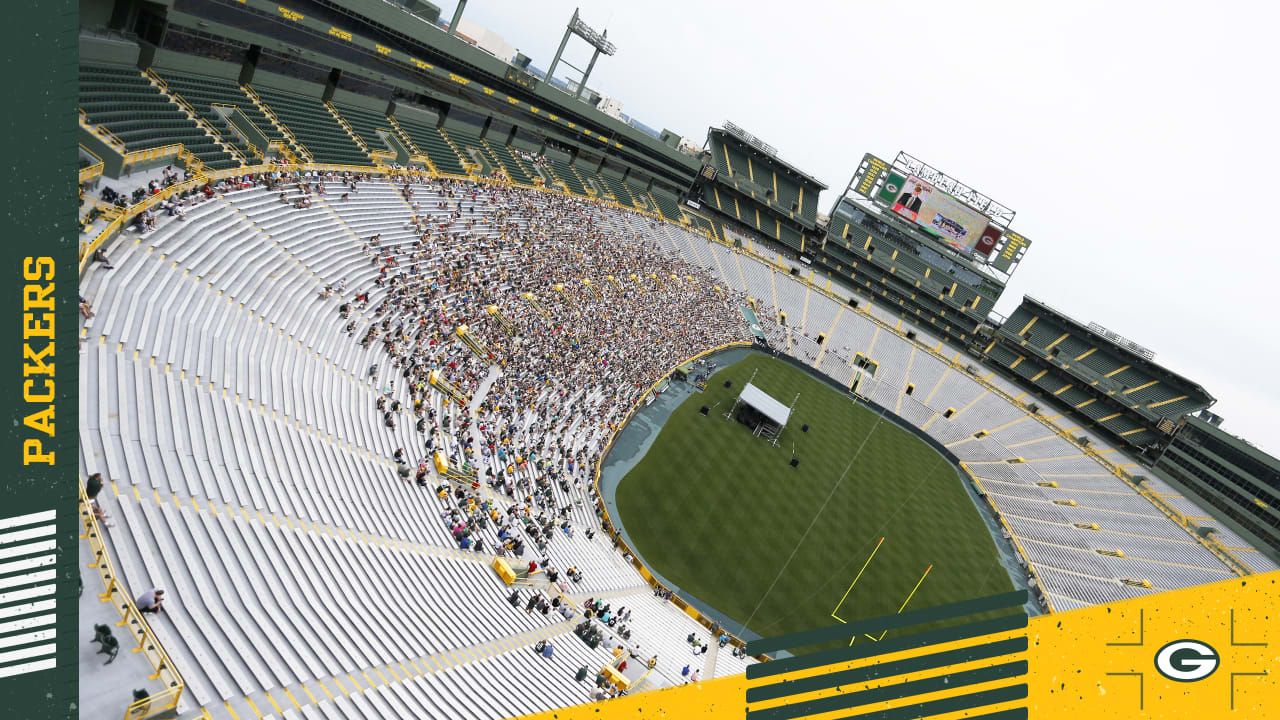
1005, 434, 1058, 448
1105, 364, 1130, 378
895, 347, 917, 415
1044, 332, 1070, 352
950, 389, 990, 419
1122, 379, 1158, 395
922, 365, 951, 406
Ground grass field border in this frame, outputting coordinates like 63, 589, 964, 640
592, 344, 1043, 661
589, 341, 767, 657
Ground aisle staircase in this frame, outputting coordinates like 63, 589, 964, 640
146, 68, 247, 166
241, 85, 313, 162
388, 116, 437, 172
324, 101, 376, 163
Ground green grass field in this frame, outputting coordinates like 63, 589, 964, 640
615, 353, 1014, 645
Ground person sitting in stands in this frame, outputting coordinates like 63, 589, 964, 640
136, 588, 165, 615
93, 248, 114, 269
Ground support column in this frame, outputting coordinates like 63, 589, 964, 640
543, 8, 577, 87
448, 0, 467, 36
576, 45, 602, 99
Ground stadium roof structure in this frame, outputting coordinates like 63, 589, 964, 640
709, 125, 828, 191
739, 383, 792, 427
1020, 295, 1214, 401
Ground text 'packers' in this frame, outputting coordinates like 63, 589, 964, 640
23, 256, 55, 466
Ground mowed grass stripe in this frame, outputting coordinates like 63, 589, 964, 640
616, 354, 1013, 646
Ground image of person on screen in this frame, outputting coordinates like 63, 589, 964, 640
894, 185, 925, 216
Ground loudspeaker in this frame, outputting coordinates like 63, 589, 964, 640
848, 297, 858, 308
790, 458, 800, 468
801, 424, 809, 433
699, 406, 709, 415
790, 267, 800, 276
724, 380, 733, 388
817, 334, 825, 345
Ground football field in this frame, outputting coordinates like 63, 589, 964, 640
615, 353, 1015, 645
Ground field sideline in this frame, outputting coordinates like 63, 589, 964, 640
615, 352, 1014, 646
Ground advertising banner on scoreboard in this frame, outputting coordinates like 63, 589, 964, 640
974, 224, 1002, 257
879, 174, 992, 255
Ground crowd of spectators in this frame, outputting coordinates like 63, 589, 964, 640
329, 175, 750, 694
84, 166, 747, 699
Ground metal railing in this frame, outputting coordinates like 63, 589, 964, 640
79, 483, 185, 720
80, 145, 105, 184
80, 107, 126, 151
242, 85, 313, 162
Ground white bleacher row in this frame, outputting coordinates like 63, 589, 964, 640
82, 178, 762, 720
1238, 551, 1280, 573
261, 622, 616, 720
670, 233, 1254, 609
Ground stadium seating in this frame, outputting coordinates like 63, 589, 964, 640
483, 140, 536, 185
80, 63, 237, 170
80, 113, 1266, 720
441, 125, 495, 176
155, 69, 285, 153
332, 101, 394, 153
597, 171, 635, 208
82, 173, 765, 718
547, 158, 589, 196
253, 87, 371, 165
394, 116, 467, 175
648, 192, 684, 223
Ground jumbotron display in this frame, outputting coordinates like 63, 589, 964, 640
877, 172, 994, 255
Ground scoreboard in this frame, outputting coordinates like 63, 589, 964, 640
842, 152, 1032, 279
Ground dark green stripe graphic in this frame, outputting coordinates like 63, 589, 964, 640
836, 683, 1028, 720
747, 590, 1026, 655
0, 1, 77, 718
747, 636, 1028, 703
748, 612, 1027, 680
746, 661, 1027, 720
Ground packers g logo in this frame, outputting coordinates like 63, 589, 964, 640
1154, 640, 1220, 682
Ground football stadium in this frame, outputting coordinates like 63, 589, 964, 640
72, 2, 1280, 719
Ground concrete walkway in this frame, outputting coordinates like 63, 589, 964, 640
79, 529, 166, 720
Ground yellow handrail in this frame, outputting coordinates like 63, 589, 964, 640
80, 161, 105, 184
79, 483, 184, 719
242, 85, 313, 162
121, 143, 183, 168
80, 144, 105, 184
80, 110, 126, 152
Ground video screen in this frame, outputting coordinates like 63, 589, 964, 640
888, 175, 991, 254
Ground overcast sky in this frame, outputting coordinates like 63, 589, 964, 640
450, 0, 1279, 454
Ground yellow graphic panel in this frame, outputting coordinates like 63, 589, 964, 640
514, 572, 1277, 719
1026, 571, 1276, 717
